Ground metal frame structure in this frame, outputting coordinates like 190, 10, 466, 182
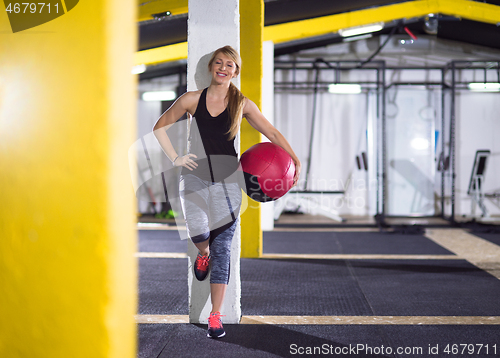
274, 59, 500, 226
444, 60, 500, 223
274, 59, 386, 223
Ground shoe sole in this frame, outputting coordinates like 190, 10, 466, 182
207, 331, 226, 339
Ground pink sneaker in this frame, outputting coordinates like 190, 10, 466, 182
207, 311, 225, 338
194, 253, 210, 281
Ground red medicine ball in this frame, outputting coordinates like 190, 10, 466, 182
240, 142, 295, 202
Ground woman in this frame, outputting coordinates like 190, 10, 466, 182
153, 45, 301, 339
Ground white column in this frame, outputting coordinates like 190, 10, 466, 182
187, 0, 241, 324
260, 41, 276, 231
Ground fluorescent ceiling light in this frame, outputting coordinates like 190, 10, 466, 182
339, 23, 384, 38
343, 34, 373, 42
132, 64, 146, 75
411, 138, 430, 150
468, 83, 500, 92
142, 91, 176, 101
328, 84, 362, 94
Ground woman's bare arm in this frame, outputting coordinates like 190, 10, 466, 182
152, 91, 200, 170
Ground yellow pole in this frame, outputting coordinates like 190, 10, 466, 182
240, 0, 264, 258
0, 1, 137, 357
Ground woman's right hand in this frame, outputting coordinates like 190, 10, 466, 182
174, 154, 198, 171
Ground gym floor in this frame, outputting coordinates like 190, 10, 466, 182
136, 214, 500, 358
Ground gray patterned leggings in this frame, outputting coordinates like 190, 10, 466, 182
179, 174, 241, 284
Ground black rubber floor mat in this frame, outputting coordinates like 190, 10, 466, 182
138, 229, 187, 253
138, 258, 188, 315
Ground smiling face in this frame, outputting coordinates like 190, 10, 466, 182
209, 51, 239, 85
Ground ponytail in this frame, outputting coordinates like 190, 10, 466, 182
226, 82, 245, 140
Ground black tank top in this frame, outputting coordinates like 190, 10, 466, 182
182, 88, 239, 182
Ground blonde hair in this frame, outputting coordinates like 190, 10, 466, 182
208, 45, 246, 140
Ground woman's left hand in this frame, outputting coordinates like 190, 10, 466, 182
292, 160, 301, 188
